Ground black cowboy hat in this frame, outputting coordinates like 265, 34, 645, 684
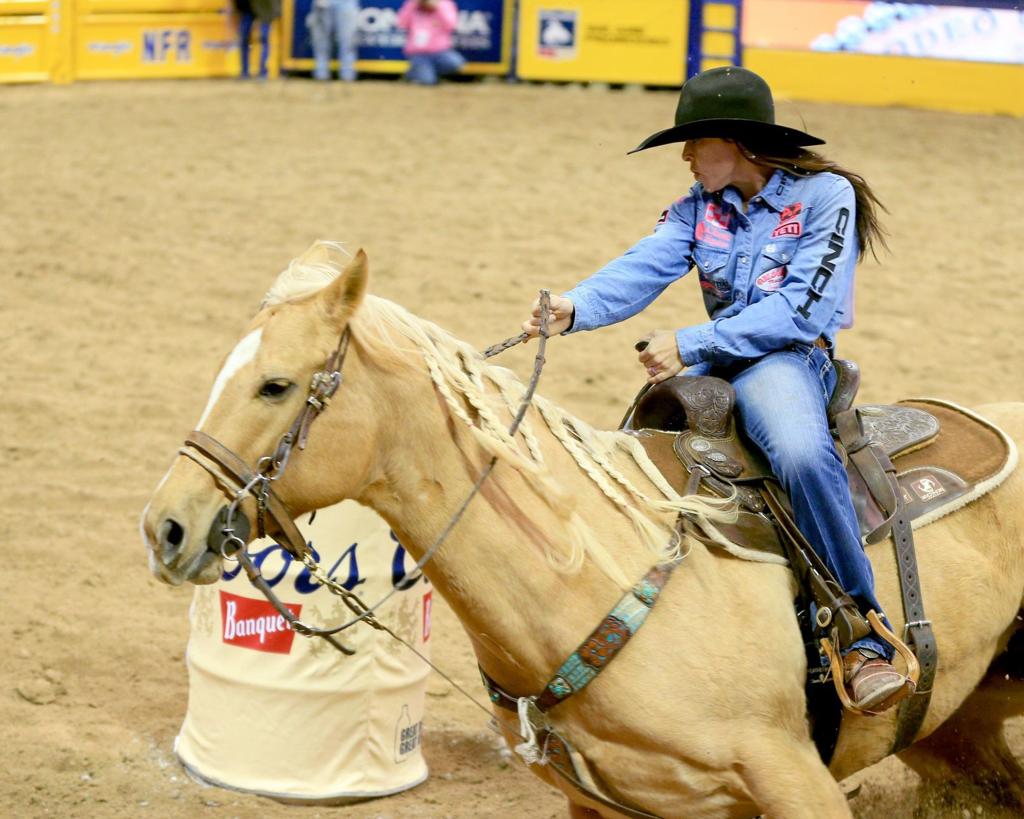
629, 66, 825, 154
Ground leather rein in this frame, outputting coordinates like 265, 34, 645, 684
179, 294, 552, 656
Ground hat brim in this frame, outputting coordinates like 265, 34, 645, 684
628, 118, 825, 155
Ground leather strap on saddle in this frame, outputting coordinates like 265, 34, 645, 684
834, 408, 900, 544
759, 485, 872, 647
890, 508, 937, 751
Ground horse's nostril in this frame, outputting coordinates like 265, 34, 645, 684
160, 518, 186, 564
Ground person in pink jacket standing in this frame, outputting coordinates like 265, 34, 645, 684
396, 0, 465, 85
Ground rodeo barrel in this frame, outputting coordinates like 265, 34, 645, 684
175, 500, 432, 803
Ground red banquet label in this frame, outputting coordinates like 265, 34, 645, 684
422, 590, 433, 643
219, 590, 301, 654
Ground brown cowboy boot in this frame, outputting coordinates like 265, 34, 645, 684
844, 649, 904, 711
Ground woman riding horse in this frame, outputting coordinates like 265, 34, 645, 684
522, 66, 902, 711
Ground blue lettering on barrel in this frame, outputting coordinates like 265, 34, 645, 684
391, 529, 423, 590
219, 529, 426, 593
294, 542, 365, 593
220, 542, 298, 585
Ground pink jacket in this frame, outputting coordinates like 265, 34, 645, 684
396, 0, 459, 56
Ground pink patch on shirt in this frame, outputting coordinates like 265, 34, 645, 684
771, 202, 803, 238
695, 202, 734, 247
705, 203, 732, 229
756, 266, 786, 292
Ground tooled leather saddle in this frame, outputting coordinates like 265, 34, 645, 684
619, 359, 1013, 759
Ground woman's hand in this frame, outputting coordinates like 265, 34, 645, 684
522, 294, 575, 338
637, 330, 685, 385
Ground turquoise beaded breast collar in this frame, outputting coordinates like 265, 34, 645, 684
480, 559, 680, 726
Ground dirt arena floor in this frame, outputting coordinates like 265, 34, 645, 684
1, 76, 1022, 818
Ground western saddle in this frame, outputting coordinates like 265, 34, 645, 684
622, 360, 938, 758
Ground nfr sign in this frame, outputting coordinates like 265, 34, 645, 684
142, 29, 192, 64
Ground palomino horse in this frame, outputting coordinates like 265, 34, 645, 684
142, 244, 1024, 818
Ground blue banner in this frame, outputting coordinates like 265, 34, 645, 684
290, 0, 506, 66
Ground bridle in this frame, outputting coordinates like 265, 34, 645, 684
179, 293, 552, 656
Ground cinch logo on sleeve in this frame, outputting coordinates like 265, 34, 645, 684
219, 590, 301, 654
796, 207, 849, 319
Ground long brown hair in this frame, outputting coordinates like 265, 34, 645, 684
737, 142, 888, 261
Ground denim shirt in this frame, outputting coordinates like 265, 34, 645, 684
564, 169, 859, 367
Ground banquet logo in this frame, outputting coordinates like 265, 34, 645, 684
219, 590, 302, 654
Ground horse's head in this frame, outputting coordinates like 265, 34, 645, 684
141, 242, 374, 585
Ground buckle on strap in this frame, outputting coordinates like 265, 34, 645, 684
903, 619, 933, 641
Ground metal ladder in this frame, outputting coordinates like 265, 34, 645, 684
686, 0, 744, 79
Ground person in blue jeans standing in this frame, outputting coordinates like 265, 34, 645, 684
308, 0, 359, 82
521, 66, 905, 713
234, 0, 279, 79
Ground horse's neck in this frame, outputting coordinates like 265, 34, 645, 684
351, 362, 664, 692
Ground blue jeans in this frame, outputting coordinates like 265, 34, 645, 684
708, 345, 892, 659
406, 50, 464, 85
310, 0, 359, 81
239, 14, 270, 78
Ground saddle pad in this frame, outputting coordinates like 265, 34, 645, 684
890, 399, 1018, 530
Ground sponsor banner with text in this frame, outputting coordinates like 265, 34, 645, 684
283, 0, 510, 74
516, 0, 686, 84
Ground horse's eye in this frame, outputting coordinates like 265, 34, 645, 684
259, 380, 293, 400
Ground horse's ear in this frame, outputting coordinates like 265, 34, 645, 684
319, 248, 369, 329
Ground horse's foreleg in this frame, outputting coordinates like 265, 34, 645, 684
737, 735, 852, 819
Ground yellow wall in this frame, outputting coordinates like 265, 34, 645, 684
0, 0, 73, 83
747, 49, 1024, 118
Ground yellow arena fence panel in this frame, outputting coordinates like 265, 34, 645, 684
0, 0, 72, 83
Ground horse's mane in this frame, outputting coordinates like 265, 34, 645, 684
264, 242, 753, 589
